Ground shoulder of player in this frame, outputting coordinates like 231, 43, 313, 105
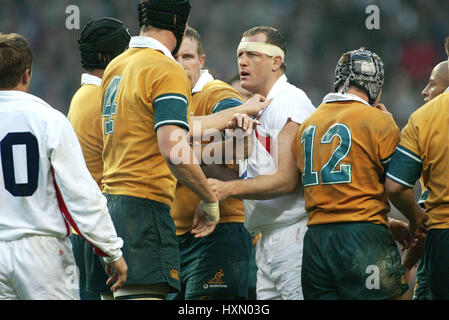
409, 92, 449, 123
9, 92, 70, 128
107, 48, 185, 79
76, 83, 101, 96
133, 48, 184, 72
268, 83, 314, 114
14, 91, 57, 113
303, 101, 398, 133
274, 81, 311, 103
201, 80, 241, 98
353, 102, 399, 129
69, 85, 101, 112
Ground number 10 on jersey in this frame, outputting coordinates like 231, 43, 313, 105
301, 123, 352, 186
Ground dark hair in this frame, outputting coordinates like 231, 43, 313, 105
0, 33, 32, 89
138, 0, 191, 55
242, 26, 287, 72
184, 26, 204, 57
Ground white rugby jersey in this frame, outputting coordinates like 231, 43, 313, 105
240, 75, 316, 233
0, 90, 123, 264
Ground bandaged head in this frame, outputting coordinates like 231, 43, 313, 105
237, 40, 285, 62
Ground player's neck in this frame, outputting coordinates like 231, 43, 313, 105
2, 84, 27, 92
256, 72, 284, 97
3, 71, 31, 92
342, 87, 370, 104
140, 29, 176, 54
88, 69, 104, 79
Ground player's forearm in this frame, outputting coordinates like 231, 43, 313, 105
228, 170, 298, 200
163, 134, 217, 202
167, 160, 217, 202
194, 135, 251, 164
189, 110, 239, 138
402, 236, 426, 270
385, 181, 421, 224
158, 125, 217, 202
201, 164, 240, 181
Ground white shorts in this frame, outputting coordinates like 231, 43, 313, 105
0, 235, 80, 300
255, 217, 307, 300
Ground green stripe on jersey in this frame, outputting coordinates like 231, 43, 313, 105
386, 145, 422, 187
212, 98, 242, 113
154, 93, 189, 131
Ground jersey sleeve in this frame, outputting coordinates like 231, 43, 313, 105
292, 128, 301, 163
386, 115, 422, 187
209, 86, 243, 114
377, 115, 400, 162
374, 114, 400, 183
287, 95, 316, 126
152, 62, 191, 132
47, 112, 123, 264
266, 92, 315, 141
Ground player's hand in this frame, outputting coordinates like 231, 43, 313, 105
226, 113, 260, 135
105, 256, 128, 292
240, 94, 273, 118
207, 178, 232, 201
191, 205, 218, 238
389, 218, 416, 250
408, 209, 428, 240
374, 103, 392, 117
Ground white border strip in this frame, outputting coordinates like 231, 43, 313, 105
386, 172, 415, 187
154, 95, 188, 105
396, 146, 422, 163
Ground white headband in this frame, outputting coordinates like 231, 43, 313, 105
237, 41, 285, 61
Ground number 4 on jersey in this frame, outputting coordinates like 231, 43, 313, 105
102, 76, 122, 135
301, 123, 352, 186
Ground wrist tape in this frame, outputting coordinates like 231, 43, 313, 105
200, 201, 220, 222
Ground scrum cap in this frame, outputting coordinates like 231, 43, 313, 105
334, 48, 384, 105
78, 17, 131, 70
138, 0, 191, 55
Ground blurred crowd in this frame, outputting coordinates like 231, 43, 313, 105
1, 0, 448, 128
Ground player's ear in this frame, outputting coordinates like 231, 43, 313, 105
22, 68, 32, 88
272, 56, 282, 72
372, 89, 382, 106
199, 54, 206, 69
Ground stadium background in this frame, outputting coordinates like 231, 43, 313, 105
2, 0, 446, 292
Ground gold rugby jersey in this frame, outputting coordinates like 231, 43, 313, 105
100, 37, 191, 207
67, 74, 103, 189
387, 92, 449, 229
170, 77, 244, 235
294, 97, 399, 226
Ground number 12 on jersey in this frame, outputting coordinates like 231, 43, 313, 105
301, 123, 352, 186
